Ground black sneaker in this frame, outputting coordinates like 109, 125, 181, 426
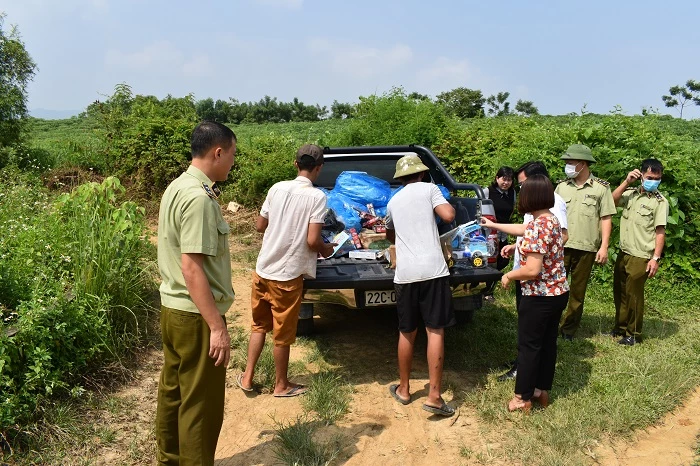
497, 365, 517, 382
560, 332, 574, 342
618, 336, 636, 346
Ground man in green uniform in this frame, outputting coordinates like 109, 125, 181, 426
610, 159, 667, 346
555, 144, 616, 340
156, 121, 237, 465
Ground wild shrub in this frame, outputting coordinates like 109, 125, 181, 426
0, 175, 154, 434
227, 133, 298, 206
329, 86, 448, 147
86, 84, 197, 196
434, 113, 700, 279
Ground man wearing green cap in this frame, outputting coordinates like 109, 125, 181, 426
555, 144, 616, 340
610, 159, 667, 346
386, 154, 457, 417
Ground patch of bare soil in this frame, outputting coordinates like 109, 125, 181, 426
216, 271, 493, 466
593, 387, 700, 466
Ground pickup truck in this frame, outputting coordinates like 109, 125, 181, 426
299, 145, 502, 335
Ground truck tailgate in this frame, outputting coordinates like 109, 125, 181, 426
304, 258, 502, 290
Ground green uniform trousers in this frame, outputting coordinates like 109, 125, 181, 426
613, 252, 649, 337
156, 306, 226, 466
559, 248, 596, 337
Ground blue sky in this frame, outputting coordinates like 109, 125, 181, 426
3, 0, 699, 118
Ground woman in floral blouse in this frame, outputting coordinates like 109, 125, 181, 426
481, 174, 570, 412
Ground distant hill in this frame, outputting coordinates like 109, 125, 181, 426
30, 108, 81, 119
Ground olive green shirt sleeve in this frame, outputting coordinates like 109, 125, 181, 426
599, 186, 616, 218
655, 198, 668, 227
618, 189, 633, 209
180, 194, 221, 256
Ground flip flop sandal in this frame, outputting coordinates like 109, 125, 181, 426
236, 373, 254, 393
389, 384, 410, 405
273, 385, 308, 397
422, 402, 455, 417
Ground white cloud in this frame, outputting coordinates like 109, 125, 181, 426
104, 41, 214, 78
254, 0, 303, 9
417, 57, 472, 83
105, 41, 184, 69
307, 38, 413, 79
183, 56, 213, 77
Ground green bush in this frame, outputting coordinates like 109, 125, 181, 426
434, 113, 700, 279
328, 86, 449, 147
0, 174, 154, 432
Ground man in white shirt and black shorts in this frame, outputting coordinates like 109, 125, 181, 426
385, 154, 457, 417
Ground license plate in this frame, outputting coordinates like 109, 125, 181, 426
364, 290, 397, 307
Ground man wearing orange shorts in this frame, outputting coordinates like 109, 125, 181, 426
238, 144, 335, 396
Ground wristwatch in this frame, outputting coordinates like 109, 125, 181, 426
652, 256, 661, 262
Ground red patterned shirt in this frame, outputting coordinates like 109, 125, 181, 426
518, 214, 569, 296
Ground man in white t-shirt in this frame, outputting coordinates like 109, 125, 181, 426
239, 144, 335, 397
497, 161, 568, 382
385, 154, 457, 417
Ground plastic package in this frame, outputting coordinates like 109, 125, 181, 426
334, 171, 392, 207
325, 191, 364, 232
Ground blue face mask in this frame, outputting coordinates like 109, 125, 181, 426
642, 179, 660, 192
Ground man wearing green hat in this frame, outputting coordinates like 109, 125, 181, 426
386, 154, 457, 417
555, 144, 616, 340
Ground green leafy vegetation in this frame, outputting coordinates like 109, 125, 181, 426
0, 170, 154, 447
1, 83, 699, 463
454, 280, 700, 465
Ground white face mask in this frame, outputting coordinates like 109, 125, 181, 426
565, 162, 581, 178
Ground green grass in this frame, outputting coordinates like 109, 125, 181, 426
454, 276, 700, 465
272, 416, 342, 466
229, 326, 308, 392
301, 371, 353, 425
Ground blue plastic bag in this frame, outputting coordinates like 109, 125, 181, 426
325, 191, 364, 232
333, 171, 392, 207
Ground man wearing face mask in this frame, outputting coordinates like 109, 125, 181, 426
555, 144, 616, 340
610, 159, 667, 346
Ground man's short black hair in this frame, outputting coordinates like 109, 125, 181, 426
191, 121, 236, 159
515, 161, 550, 179
641, 158, 663, 174
297, 155, 323, 171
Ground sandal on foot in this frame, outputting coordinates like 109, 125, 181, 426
422, 402, 455, 417
273, 385, 307, 397
236, 373, 254, 393
507, 397, 532, 413
389, 384, 410, 405
532, 390, 549, 408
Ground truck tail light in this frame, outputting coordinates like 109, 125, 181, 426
482, 214, 499, 264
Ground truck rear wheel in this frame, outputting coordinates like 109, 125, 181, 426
452, 295, 482, 326
296, 303, 315, 336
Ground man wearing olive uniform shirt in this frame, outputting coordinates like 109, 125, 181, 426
555, 144, 616, 340
156, 121, 237, 465
610, 159, 667, 346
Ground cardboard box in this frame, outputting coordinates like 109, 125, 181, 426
359, 230, 387, 249
349, 249, 382, 260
